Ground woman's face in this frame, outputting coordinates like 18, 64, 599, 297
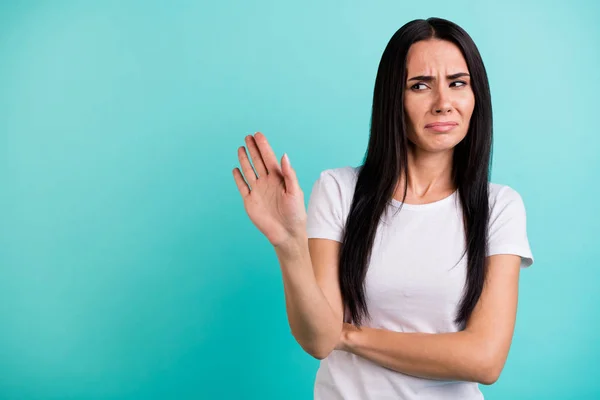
403, 39, 475, 153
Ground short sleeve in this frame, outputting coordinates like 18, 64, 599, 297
306, 170, 346, 243
487, 186, 534, 268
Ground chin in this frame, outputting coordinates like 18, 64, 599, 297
424, 144, 457, 153
417, 134, 465, 153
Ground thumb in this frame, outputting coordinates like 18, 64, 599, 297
281, 153, 299, 195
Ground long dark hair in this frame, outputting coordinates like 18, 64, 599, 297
339, 17, 493, 328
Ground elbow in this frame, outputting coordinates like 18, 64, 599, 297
304, 339, 337, 360
300, 343, 334, 360
311, 348, 332, 360
477, 369, 500, 386
476, 355, 504, 385
290, 321, 342, 361
291, 331, 337, 361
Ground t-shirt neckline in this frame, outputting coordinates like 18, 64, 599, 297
389, 189, 459, 210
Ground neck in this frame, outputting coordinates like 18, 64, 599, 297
399, 145, 455, 199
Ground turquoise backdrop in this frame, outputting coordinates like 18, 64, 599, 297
2, 1, 599, 399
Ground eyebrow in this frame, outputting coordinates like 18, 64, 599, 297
407, 72, 470, 82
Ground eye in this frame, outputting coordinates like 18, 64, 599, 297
409, 81, 468, 91
410, 83, 428, 91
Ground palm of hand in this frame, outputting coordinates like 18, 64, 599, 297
232, 132, 307, 248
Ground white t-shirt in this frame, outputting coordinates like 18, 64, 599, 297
306, 165, 534, 400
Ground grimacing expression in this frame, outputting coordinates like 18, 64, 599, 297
403, 39, 475, 153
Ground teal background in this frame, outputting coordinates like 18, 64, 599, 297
1, 1, 598, 399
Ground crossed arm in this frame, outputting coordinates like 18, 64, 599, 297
336, 254, 522, 385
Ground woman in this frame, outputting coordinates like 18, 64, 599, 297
232, 17, 533, 400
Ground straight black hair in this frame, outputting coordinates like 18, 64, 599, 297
339, 17, 493, 328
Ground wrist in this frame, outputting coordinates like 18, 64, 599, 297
273, 233, 309, 261
340, 323, 365, 353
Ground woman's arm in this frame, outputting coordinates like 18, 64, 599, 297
337, 254, 522, 385
276, 237, 344, 360
232, 133, 343, 360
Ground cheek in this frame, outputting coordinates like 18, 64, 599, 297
403, 100, 423, 124
457, 93, 475, 115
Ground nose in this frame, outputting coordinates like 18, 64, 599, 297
431, 86, 453, 115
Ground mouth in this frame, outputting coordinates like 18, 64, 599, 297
424, 122, 458, 133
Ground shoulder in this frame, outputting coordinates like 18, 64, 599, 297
307, 165, 360, 219
488, 182, 527, 212
306, 166, 360, 239
486, 182, 533, 266
487, 182, 529, 234
316, 165, 360, 185
311, 165, 360, 199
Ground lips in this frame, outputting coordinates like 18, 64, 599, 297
424, 122, 458, 128
424, 122, 458, 133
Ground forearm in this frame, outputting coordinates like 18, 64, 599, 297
275, 238, 342, 359
343, 326, 495, 384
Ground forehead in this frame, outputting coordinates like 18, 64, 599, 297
405, 39, 468, 75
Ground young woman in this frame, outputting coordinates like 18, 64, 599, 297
232, 17, 533, 400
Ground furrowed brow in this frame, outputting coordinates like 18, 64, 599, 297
407, 72, 470, 82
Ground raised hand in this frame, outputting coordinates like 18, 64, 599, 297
232, 132, 307, 250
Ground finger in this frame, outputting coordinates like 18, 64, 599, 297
232, 167, 250, 197
281, 153, 300, 195
245, 135, 268, 177
238, 146, 257, 185
253, 132, 282, 175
